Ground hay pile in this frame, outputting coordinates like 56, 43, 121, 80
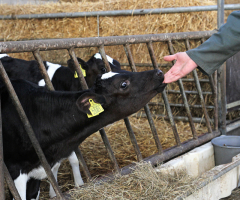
68, 161, 198, 200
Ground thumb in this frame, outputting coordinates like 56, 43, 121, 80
163, 54, 176, 62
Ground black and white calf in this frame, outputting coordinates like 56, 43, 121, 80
2, 70, 166, 200
0, 53, 122, 198
0, 53, 121, 90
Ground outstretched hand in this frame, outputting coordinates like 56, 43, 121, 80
163, 52, 198, 83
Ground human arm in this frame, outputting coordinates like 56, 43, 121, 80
164, 11, 240, 83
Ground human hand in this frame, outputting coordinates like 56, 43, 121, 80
163, 52, 198, 83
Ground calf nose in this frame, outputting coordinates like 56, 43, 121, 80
156, 69, 163, 77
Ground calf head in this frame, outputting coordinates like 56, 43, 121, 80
67, 53, 121, 88
76, 70, 166, 123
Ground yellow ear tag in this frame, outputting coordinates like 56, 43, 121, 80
74, 64, 86, 78
87, 99, 104, 118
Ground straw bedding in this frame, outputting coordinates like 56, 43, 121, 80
1, 0, 238, 199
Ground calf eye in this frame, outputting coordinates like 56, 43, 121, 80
120, 81, 128, 89
101, 68, 107, 73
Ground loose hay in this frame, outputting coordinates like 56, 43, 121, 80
68, 161, 198, 200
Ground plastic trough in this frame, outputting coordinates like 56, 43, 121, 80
156, 138, 240, 200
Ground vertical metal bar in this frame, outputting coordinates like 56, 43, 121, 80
4, 163, 21, 200
217, 0, 225, 28
147, 41, 181, 146
185, 39, 212, 133
35, 48, 91, 184
98, 45, 112, 72
208, 74, 215, 94
33, 49, 55, 91
74, 148, 92, 182
124, 118, 143, 161
0, 61, 65, 200
99, 45, 143, 161
124, 43, 163, 153
168, 40, 198, 139
69, 47, 120, 174
201, 37, 218, 131
217, 0, 226, 134
68, 47, 88, 90
97, 15, 100, 37
214, 71, 218, 131
99, 129, 120, 173
0, 95, 5, 200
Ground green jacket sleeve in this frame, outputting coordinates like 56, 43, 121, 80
186, 11, 240, 75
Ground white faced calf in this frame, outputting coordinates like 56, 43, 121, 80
2, 70, 166, 200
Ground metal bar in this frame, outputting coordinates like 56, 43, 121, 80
168, 40, 197, 139
182, 78, 209, 83
98, 45, 112, 72
217, 0, 226, 135
99, 129, 120, 173
0, 31, 216, 53
0, 4, 239, 20
68, 47, 88, 90
97, 15, 100, 38
99, 44, 143, 161
68, 47, 120, 175
134, 112, 214, 124
4, 163, 21, 200
33, 49, 55, 91
146, 41, 181, 146
0, 61, 65, 200
68, 47, 120, 176
36, 47, 91, 184
167, 90, 212, 95
74, 148, 92, 182
208, 74, 215, 94
218, 0, 225, 28
148, 102, 215, 109
121, 63, 172, 68
124, 118, 143, 161
96, 130, 221, 183
214, 71, 218, 131
0, 95, 5, 200
124, 43, 163, 153
185, 39, 212, 133
201, 37, 218, 131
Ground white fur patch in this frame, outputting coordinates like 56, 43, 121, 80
101, 72, 118, 80
14, 172, 28, 200
28, 166, 47, 180
94, 53, 114, 65
38, 62, 61, 86
0, 54, 8, 59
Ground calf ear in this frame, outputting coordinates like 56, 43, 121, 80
67, 57, 89, 72
76, 92, 106, 114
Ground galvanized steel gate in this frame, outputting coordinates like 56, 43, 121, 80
0, 30, 222, 199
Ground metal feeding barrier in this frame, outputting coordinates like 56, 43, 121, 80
0, 30, 222, 199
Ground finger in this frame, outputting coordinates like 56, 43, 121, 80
163, 54, 176, 62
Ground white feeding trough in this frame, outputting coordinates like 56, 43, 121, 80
156, 138, 240, 200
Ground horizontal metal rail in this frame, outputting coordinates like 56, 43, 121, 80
0, 31, 216, 53
167, 90, 212, 95
148, 102, 215, 109
0, 4, 239, 20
